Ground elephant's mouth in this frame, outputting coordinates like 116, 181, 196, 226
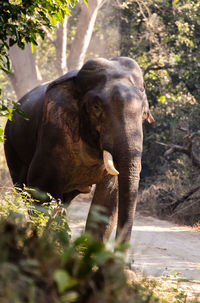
103, 150, 119, 175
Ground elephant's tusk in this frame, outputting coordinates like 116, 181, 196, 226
103, 150, 119, 175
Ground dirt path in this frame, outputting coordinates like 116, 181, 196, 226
67, 200, 200, 297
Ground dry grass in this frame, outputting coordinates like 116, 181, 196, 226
138, 183, 200, 227
192, 222, 200, 232
0, 118, 12, 190
127, 271, 200, 303
0, 142, 12, 191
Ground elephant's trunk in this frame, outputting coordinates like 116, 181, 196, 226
114, 128, 143, 243
103, 148, 141, 243
117, 155, 141, 243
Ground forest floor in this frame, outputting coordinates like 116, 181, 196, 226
67, 197, 200, 301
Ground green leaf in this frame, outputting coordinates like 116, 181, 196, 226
74, 233, 91, 247
49, 14, 58, 26
0, 104, 13, 120
54, 270, 77, 293
31, 41, 35, 53
93, 250, 112, 266
84, 0, 88, 7
60, 291, 78, 302
12, 101, 29, 120
172, 0, 179, 7
0, 128, 4, 142
158, 95, 166, 104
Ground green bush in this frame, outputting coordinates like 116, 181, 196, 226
0, 189, 165, 303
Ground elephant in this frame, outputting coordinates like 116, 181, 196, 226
4, 56, 154, 246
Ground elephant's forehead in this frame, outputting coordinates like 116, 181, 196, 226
109, 83, 143, 103
79, 58, 143, 82
77, 58, 144, 95
108, 64, 142, 81
108, 69, 144, 91
105, 77, 144, 98
89, 75, 145, 103
82, 57, 142, 74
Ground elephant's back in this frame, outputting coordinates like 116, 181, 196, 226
4, 83, 49, 166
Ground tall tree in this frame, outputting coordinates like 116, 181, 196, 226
6, 0, 105, 98
55, 16, 68, 76
67, 0, 104, 71
8, 44, 39, 99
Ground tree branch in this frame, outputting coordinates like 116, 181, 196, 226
144, 64, 172, 76
40, 25, 56, 45
156, 129, 200, 170
156, 141, 189, 156
169, 185, 200, 212
157, 128, 200, 212
67, 0, 104, 71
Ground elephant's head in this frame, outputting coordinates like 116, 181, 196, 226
75, 57, 154, 242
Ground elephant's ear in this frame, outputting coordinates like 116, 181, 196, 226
42, 70, 80, 137
143, 110, 155, 124
147, 111, 155, 123
76, 58, 109, 95
46, 70, 78, 91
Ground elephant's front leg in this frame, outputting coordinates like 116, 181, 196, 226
85, 175, 118, 241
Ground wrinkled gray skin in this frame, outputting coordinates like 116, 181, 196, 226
4, 57, 152, 245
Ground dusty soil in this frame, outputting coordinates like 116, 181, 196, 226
67, 199, 200, 299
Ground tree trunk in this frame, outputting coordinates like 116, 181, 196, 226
8, 1, 104, 98
55, 16, 68, 75
9, 44, 39, 100
67, 0, 104, 71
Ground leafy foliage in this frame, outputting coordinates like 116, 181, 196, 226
0, 0, 81, 73
0, 0, 85, 142
0, 188, 168, 303
120, 0, 200, 105
0, 89, 28, 142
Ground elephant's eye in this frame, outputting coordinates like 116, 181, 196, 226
92, 101, 102, 118
86, 98, 103, 118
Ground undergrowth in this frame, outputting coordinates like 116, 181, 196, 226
0, 188, 199, 303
